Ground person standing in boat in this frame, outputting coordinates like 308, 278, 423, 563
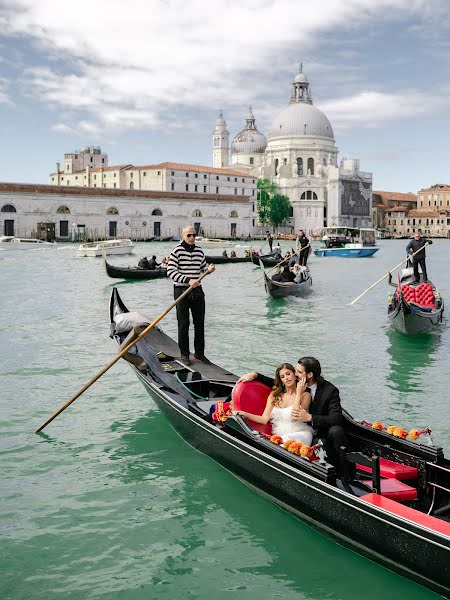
238, 357, 347, 468
296, 230, 310, 266
167, 226, 215, 366
406, 231, 433, 283
266, 231, 273, 252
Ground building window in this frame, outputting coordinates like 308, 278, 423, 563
113, 183, 116, 188
249, 157, 254, 165
252, 179, 255, 183
114, 173, 116, 177
171, 182, 175, 191
157, 171, 160, 175
1, 204, 16, 212
130, 181, 134, 189
186, 172, 189, 177
192, 209, 202, 217
102, 158, 105, 163
235, 177, 237, 182
300, 191, 318, 200
252, 190, 255, 196
297, 158, 303, 176
194, 184, 198, 192
227, 177, 230, 181
242, 178, 245, 183
230, 210, 238, 218
216, 175, 219, 180
274, 158, 279, 175
216, 186, 219, 193
171, 171, 175, 176
57, 206, 71, 214
195, 173, 198, 178
75, 176, 78, 180
234, 188, 237, 195
152, 209, 162, 216
143, 172, 147, 176
130, 172, 133, 178
107, 207, 119, 215
242, 189, 244, 194
186, 184, 189, 191
307, 158, 314, 175
203, 185, 207, 192
204, 174, 207, 179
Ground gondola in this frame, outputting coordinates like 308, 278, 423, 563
262, 265, 312, 298
251, 250, 286, 267
104, 259, 167, 280
109, 287, 450, 597
388, 268, 444, 334
205, 255, 252, 264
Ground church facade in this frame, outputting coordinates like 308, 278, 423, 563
213, 67, 373, 234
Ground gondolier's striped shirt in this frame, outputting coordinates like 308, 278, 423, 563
167, 241, 207, 286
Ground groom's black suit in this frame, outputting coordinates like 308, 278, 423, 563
254, 374, 347, 467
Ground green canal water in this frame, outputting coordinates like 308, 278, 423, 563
1, 239, 449, 599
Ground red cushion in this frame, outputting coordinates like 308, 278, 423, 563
357, 458, 418, 480
361, 478, 417, 501
361, 494, 450, 537
233, 380, 272, 435
401, 283, 435, 308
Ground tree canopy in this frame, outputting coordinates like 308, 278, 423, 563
256, 178, 292, 229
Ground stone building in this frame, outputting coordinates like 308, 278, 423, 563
215, 66, 373, 234
372, 190, 417, 232
0, 183, 252, 241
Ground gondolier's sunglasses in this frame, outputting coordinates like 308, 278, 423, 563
186, 233, 197, 237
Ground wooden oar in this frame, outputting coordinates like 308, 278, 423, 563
35, 270, 212, 433
253, 243, 311, 283
348, 242, 429, 306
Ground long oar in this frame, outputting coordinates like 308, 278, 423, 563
35, 270, 212, 433
348, 242, 429, 306
253, 243, 311, 284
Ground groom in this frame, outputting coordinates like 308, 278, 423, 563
238, 356, 347, 467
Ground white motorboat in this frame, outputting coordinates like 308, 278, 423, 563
0, 236, 57, 250
76, 239, 135, 257
195, 237, 236, 248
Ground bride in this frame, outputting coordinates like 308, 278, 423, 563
234, 363, 313, 445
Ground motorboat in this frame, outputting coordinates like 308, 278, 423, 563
76, 239, 135, 257
195, 237, 236, 248
109, 288, 450, 596
314, 227, 379, 257
0, 236, 57, 250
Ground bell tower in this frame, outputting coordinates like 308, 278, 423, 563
212, 110, 229, 168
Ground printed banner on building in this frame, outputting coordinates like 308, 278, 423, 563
340, 179, 371, 216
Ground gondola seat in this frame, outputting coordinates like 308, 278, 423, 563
398, 283, 435, 308
360, 494, 450, 537
357, 458, 418, 481
233, 381, 272, 435
361, 478, 418, 501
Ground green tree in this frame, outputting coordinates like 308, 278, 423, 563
256, 178, 277, 226
269, 194, 292, 229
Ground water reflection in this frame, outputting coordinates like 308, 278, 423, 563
386, 329, 441, 394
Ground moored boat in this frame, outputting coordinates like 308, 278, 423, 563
388, 269, 444, 334
76, 239, 135, 257
104, 259, 167, 280
205, 254, 251, 264
263, 266, 312, 298
0, 236, 57, 250
109, 287, 450, 596
251, 250, 285, 267
196, 237, 236, 248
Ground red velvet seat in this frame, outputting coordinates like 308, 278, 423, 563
357, 458, 418, 481
233, 380, 272, 435
361, 478, 417, 501
361, 494, 450, 537
400, 283, 435, 308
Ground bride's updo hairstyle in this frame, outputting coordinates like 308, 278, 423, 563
272, 363, 296, 406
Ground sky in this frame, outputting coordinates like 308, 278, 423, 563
0, 0, 450, 193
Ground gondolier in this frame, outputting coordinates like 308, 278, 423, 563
406, 231, 433, 282
296, 230, 310, 266
167, 226, 215, 365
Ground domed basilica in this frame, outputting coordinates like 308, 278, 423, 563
212, 67, 373, 234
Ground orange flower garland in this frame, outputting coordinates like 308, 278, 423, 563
361, 421, 431, 442
212, 401, 232, 423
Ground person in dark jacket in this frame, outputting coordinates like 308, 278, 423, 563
296, 230, 310, 266
406, 231, 433, 282
138, 256, 151, 270
237, 356, 347, 468
148, 255, 159, 270
266, 231, 273, 252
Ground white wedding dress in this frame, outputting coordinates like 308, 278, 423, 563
271, 405, 313, 445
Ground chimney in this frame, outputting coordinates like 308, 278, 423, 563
56, 162, 60, 173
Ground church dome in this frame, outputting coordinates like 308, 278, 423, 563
231, 106, 267, 154
268, 102, 334, 140
267, 67, 334, 141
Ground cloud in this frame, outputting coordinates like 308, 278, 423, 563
0, 77, 13, 104
0, 0, 448, 135
320, 89, 450, 130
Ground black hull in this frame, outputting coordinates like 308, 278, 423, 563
263, 269, 312, 298
205, 255, 251, 264
388, 296, 444, 334
109, 288, 450, 597
251, 252, 286, 267
105, 260, 167, 280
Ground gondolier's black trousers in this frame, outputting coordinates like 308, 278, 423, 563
174, 286, 205, 356
299, 247, 309, 266
413, 258, 427, 282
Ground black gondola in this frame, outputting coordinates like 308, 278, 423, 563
105, 259, 167, 280
205, 255, 251, 264
388, 268, 444, 334
251, 250, 286, 267
109, 288, 450, 596
263, 265, 312, 298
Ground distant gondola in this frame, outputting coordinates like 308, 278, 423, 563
205, 255, 251, 264
263, 265, 312, 298
251, 250, 285, 267
109, 287, 450, 597
388, 269, 444, 334
104, 259, 167, 280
